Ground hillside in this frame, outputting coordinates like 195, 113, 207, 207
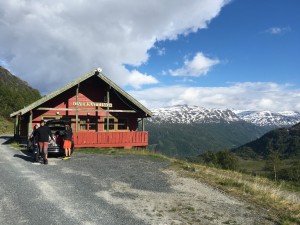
0, 66, 41, 118
146, 121, 270, 158
0, 66, 41, 133
232, 122, 300, 159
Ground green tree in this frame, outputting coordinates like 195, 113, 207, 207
265, 149, 281, 181
216, 150, 238, 170
198, 150, 238, 170
200, 151, 218, 166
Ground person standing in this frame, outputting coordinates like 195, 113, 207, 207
28, 123, 39, 152
35, 120, 54, 165
63, 124, 73, 159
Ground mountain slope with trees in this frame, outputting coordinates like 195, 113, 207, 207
146, 120, 271, 158
0, 66, 41, 133
232, 122, 300, 160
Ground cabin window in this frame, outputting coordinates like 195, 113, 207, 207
104, 118, 115, 130
118, 118, 128, 130
88, 117, 97, 130
80, 119, 87, 130
80, 117, 97, 131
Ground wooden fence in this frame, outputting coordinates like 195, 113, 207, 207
73, 131, 148, 148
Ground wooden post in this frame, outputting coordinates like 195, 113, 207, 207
14, 117, 17, 137
16, 114, 20, 137
142, 118, 145, 131
96, 106, 99, 132
75, 84, 80, 132
106, 86, 110, 132
28, 111, 33, 137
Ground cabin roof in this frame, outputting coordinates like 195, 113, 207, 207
10, 69, 153, 117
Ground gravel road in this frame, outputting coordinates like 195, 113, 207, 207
0, 135, 275, 225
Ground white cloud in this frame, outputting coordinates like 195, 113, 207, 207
169, 52, 220, 77
265, 26, 291, 35
128, 82, 300, 111
157, 47, 166, 56
0, 0, 229, 93
127, 70, 159, 89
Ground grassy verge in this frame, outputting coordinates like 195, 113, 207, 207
75, 147, 171, 161
5, 136, 27, 150
170, 161, 300, 225
10, 141, 23, 150
75, 148, 299, 225
0, 116, 13, 134
237, 158, 300, 192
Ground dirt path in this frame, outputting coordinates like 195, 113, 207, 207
96, 169, 275, 225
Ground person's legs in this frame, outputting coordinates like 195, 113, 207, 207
38, 142, 43, 157
63, 140, 71, 158
64, 147, 68, 157
43, 142, 48, 163
64, 140, 72, 157
39, 142, 48, 164
63, 140, 69, 158
67, 147, 71, 157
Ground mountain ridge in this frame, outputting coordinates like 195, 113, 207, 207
150, 105, 300, 127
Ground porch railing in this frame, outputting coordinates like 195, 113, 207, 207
73, 131, 148, 148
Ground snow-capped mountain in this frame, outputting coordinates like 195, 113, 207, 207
149, 105, 300, 127
233, 110, 300, 127
150, 105, 241, 124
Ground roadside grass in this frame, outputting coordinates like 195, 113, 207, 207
0, 116, 13, 134
237, 158, 300, 192
74, 147, 300, 225
170, 160, 300, 225
10, 141, 23, 150
6, 137, 27, 150
75, 147, 171, 161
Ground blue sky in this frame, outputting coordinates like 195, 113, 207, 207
0, 0, 299, 111
144, 0, 300, 87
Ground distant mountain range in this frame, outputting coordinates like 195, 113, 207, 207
150, 105, 240, 124
146, 105, 300, 158
233, 110, 300, 127
149, 105, 300, 127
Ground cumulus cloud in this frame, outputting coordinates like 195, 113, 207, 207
127, 70, 159, 89
0, 0, 229, 93
169, 52, 220, 77
128, 82, 300, 111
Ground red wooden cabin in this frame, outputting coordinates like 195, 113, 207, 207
10, 69, 152, 149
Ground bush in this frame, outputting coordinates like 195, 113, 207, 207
198, 150, 238, 170
277, 161, 300, 181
